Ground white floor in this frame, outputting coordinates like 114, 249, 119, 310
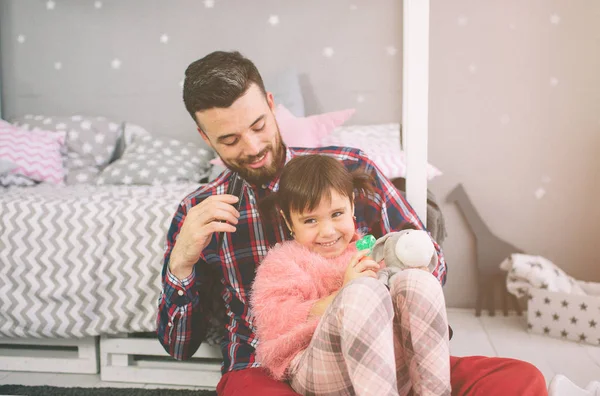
1, 308, 599, 391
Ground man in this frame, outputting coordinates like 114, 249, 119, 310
158, 51, 547, 395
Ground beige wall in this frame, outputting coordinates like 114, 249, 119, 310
428, 1, 600, 307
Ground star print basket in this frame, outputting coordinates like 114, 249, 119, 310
527, 288, 600, 346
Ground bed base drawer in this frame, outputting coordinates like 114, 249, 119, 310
100, 333, 222, 388
0, 336, 99, 374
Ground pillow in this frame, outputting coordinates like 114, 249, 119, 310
264, 69, 305, 117
97, 136, 212, 185
12, 115, 122, 184
0, 173, 37, 187
111, 122, 152, 163
0, 120, 66, 184
209, 105, 355, 166
0, 158, 17, 175
276, 104, 355, 148
320, 123, 443, 180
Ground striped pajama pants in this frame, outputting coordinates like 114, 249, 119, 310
288, 270, 451, 396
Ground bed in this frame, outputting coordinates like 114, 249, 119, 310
0, 117, 223, 382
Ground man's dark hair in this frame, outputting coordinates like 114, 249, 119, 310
183, 51, 267, 125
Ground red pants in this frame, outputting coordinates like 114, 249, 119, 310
217, 355, 548, 396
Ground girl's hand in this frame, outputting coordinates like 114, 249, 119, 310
343, 250, 380, 287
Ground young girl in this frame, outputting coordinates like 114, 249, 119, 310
250, 154, 451, 396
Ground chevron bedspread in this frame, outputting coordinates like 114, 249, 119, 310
0, 182, 202, 338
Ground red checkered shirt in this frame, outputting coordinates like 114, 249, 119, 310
157, 146, 447, 374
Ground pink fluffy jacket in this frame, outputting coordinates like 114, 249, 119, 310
250, 240, 358, 380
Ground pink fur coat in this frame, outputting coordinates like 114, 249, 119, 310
250, 240, 358, 380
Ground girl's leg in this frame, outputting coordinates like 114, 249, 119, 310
290, 277, 399, 396
390, 269, 451, 396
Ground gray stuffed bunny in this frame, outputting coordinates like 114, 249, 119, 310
370, 229, 438, 287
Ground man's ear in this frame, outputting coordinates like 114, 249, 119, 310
197, 127, 213, 149
266, 91, 276, 112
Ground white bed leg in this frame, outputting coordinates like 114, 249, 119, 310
100, 334, 222, 388
403, 0, 430, 224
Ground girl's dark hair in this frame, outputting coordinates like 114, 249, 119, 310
260, 155, 375, 224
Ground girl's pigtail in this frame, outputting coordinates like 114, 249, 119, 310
351, 167, 376, 199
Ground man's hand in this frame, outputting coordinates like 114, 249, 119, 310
169, 194, 240, 279
343, 250, 380, 287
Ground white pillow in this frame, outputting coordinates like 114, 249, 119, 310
319, 123, 442, 180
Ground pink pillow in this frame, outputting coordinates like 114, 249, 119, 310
0, 120, 66, 184
210, 105, 355, 165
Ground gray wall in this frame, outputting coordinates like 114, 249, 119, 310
1, 0, 599, 308
0, 0, 403, 147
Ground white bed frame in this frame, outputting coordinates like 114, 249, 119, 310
0, 0, 430, 387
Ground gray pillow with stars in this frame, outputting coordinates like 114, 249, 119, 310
97, 135, 212, 185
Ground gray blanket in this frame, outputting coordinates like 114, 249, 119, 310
0, 182, 201, 338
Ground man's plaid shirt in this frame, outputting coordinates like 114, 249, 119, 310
157, 146, 447, 374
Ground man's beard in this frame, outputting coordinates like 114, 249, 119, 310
221, 136, 286, 186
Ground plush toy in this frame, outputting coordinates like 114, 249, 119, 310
356, 231, 437, 285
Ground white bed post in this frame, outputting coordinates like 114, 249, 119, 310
402, 0, 429, 224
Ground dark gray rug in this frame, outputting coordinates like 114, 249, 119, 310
0, 385, 217, 395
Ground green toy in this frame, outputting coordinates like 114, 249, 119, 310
356, 234, 376, 255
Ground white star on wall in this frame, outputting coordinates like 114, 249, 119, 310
160, 34, 169, 44
203, 0, 214, 8
541, 175, 552, 184
17, 35, 26, 44
550, 14, 561, 25
46, 0, 55, 10
268, 15, 279, 26
349, 4, 358, 11
385, 46, 397, 56
534, 187, 546, 200
468, 63, 477, 73
322, 47, 334, 58
94, 1, 103, 9
500, 114, 511, 125
509, 23, 517, 30
550, 77, 559, 87
457, 15, 468, 26
111, 59, 122, 69
356, 95, 365, 104
54, 62, 62, 70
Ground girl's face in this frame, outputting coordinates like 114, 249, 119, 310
286, 188, 356, 259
